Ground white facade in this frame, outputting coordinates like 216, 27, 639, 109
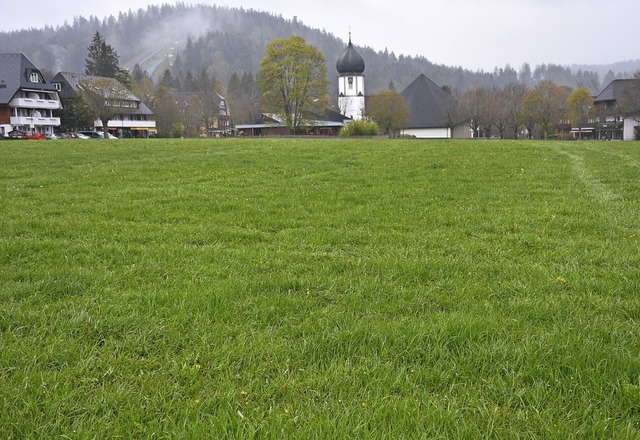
7, 90, 61, 135
402, 127, 450, 139
623, 118, 639, 141
338, 74, 365, 120
94, 118, 157, 130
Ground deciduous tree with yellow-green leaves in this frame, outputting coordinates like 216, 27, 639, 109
366, 90, 409, 138
258, 36, 329, 134
566, 87, 593, 139
520, 80, 570, 140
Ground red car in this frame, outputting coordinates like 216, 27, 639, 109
24, 131, 46, 140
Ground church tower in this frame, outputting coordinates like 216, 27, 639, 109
336, 33, 365, 120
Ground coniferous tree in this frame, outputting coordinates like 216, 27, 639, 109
84, 31, 129, 85
57, 96, 94, 132
130, 64, 154, 105
159, 69, 178, 90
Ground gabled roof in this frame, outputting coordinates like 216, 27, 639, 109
52, 72, 137, 100
171, 90, 225, 107
51, 71, 153, 115
400, 74, 456, 129
137, 101, 154, 116
312, 108, 351, 124
50, 71, 83, 99
594, 79, 635, 103
0, 53, 58, 104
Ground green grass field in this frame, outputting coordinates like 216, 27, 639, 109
1, 138, 639, 438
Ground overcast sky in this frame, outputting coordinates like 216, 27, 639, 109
1, 0, 638, 71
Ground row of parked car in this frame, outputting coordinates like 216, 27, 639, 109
3, 130, 118, 140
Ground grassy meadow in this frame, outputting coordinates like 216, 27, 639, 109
1, 138, 639, 438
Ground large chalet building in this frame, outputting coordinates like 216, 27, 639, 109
590, 79, 640, 141
0, 53, 62, 137
51, 72, 156, 138
0, 52, 158, 138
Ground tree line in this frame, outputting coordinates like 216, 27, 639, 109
368, 80, 623, 140
2, 3, 635, 100
63, 32, 640, 140
55, 31, 233, 138
453, 79, 624, 140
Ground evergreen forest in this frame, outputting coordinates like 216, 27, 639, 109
1, 2, 637, 98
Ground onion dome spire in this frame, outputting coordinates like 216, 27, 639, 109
336, 32, 365, 75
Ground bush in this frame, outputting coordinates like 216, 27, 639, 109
339, 120, 380, 136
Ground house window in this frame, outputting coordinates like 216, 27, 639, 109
29, 72, 41, 83
53, 83, 61, 91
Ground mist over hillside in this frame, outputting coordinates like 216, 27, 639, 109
0, 3, 637, 95
571, 60, 640, 84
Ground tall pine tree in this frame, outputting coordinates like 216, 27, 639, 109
85, 32, 129, 85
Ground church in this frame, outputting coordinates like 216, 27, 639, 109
336, 35, 465, 138
239, 35, 460, 138
336, 34, 366, 121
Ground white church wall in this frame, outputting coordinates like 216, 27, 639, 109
402, 127, 451, 139
339, 96, 365, 120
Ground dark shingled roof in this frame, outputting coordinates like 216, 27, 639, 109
52, 72, 138, 100
51, 71, 153, 115
594, 79, 634, 103
336, 38, 365, 75
401, 74, 455, 129
0, 53, 58, 105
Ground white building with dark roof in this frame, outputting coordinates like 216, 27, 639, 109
0, 53, 62, 137
51, 72, 156, 137
592, 79, 639, 141
337, 34, 366, 120
400, 74, 463, 139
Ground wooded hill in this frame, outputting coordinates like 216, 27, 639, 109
0, 3, 637, 96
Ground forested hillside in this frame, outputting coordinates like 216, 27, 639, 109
0, 3, 637, 96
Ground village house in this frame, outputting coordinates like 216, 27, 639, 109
171, 91, 232, 137
0, 53, 62, 137
590, 79, 640, 141
400, 74, 468, 139
51, 72, 156, 138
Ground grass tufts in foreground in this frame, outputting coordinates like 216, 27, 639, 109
1, 138, 640, 438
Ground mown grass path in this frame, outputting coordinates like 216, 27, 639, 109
1, 139, 639, 438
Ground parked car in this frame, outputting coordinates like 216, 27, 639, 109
77, 130, 103, 138
58, 132, 87, 139
77, 130, 118, 139
45, 133, 59, 140
7, 129, 27, 139
24, 132, 46, 140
